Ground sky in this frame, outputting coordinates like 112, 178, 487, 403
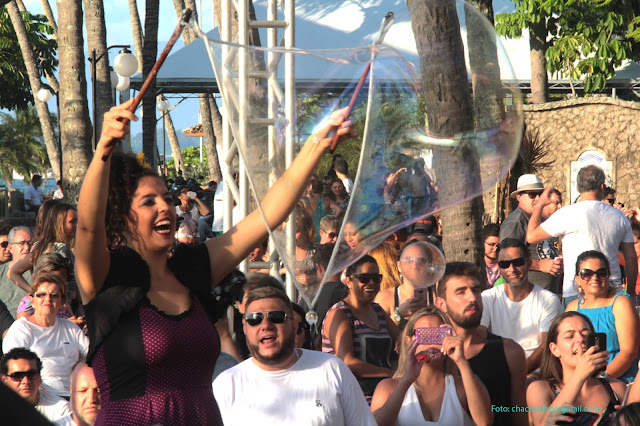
18, 0, 528, 153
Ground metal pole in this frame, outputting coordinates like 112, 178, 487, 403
91, 49, 97, 151
55, 94, 62, 179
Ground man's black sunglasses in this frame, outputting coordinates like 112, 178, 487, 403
7, 369, 39, 382
497, 258, 526, 269
244, 311, 290, 327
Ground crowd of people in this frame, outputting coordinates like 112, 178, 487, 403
2, 99, 640, 425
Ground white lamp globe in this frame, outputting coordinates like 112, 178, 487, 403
110, 70, 118, 89
116, 76, 130, 92
37, 88, 52, 102
113, 48, 138, 77
157, 98, 170, 112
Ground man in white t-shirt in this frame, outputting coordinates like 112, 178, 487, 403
527, 165, 637, 306
1, 348, 70, 422
24, 174, 43, 212
55, 362, 101, 426
480, 239, 562, 374
213, 286, 375, 426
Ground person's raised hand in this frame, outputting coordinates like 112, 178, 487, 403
399, 338, 422, 386
536, 187, 556, 208
441, 331, 466, 365
539, 258, 562, 276
575, 345, 610, 380
310, 108, 356, 150
97, 98, 138, 153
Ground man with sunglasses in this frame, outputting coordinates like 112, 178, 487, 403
0, 226, 33, 319
0, 220, 13, 265
1, 347, 70, 421
213, 286, 375, 425
527, 165, 637, 306
319, 215, 339, 244
500, 174, 562, 293
480, 239, 562, 374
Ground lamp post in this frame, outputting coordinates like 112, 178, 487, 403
89, 46, 138, 150
156, 96, 170, 177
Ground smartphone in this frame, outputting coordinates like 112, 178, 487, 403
586, 333, 607, 352
414, 287, 428, 300
570, 411, 599, 426
415, 327, 452, 345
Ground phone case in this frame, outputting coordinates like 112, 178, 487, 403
415, 327, 452, 345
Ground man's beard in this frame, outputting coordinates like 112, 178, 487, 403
247, 329, 296, 366
448, 304, 482, 329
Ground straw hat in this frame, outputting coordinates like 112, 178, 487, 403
510, 174, 544, 198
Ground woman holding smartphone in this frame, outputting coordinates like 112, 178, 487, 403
370, 307, 492, 426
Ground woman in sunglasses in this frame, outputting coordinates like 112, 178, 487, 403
321, 255, 400, 403
370, 307, 491, 426
74, 100, 355, 425
2, 273, 88, 399
565, 250, 640, 382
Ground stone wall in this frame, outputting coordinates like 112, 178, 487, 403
523, 97, 640, 206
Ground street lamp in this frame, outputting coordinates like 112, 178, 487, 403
89, 45, 138, 150
36, 84, 63, 180
157, 96, 170, 177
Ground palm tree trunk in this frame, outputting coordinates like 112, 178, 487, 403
84, 0, 111, 146
6, 0, 61, 182
127, 0, 144, 73
208, 95, 223, 182
141, 0, 159, 167
407, 0, 484, 268
162, 110, 186, 176
39, 0, 58, 37
58, 0, 93, 203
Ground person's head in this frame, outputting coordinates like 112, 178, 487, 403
237, 273, 284, 315
330, 179, 347, 200
612, 403, 640, 426
70, 362, 100, 426
294, 204, 316, 244
541, 189, 563, 219
106, 152, 175, 252
176, 185, 192, 204
576, 165, 605, 195
632, 223, 640, 258
496, 238, 530, 287
0, 348, 42, 406
343, 221, 359, 249
248, 239, 268, 263
345, 255, 381, 304
540, 311, 595, 387
319, 215, 339, 244
394, 307, 456, 379
574, 250, 614, 299
243, 286, 296, 370
604, 186, 616, 205
291, 303, 311, 350
33, 252, 71, 279
435, 262, 483, 329
34, 199, 62, 241
56, 180, 62, 189
368, 242, 402, 291
29, 273, 67, 318
482, 223, 500, 263
398, 241, 434, 287
31, 175, 42, 188
0, 220, 14, 264
30, 202, 76, 266
8, 226, 33, 262
313, 243, 335, 278
334, 157, 349, 176
512, 174, 544, 214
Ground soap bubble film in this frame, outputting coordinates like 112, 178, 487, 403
200, 0, 522, 308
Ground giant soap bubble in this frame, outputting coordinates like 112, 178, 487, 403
193, 0, 522, 309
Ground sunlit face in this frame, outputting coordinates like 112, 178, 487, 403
541, 193, 562, 219
64, 209, 78, 238
483, 236, 499, 262
30, 282, 64, 319
128, 176, 177, 253
9, 229, 33, 261
344, 223, 359, 249
331, 182, 344, 197
516, 191, 542, 215
347, 262, 381, 304
0, 235, 10, 264
439, 276, 482, 329
71, 365, 101, 426
575, 257, 609, 298
497, 247, 530, 287
549, 316, 591, 367
319, 228, 338, 244
398, 244, 430, 287
2, 358, 41, 405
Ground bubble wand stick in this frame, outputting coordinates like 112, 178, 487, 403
101, 9, 193, 161
329, 11, 395, 153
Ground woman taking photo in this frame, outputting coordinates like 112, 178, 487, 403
74, 100, 354, 424
321, 255, 400, 403
3, 273, 88, 398
527, 311, 627, 425
175, 185, 211, 244
370, 307, 492, 426
566, 250, 640, 382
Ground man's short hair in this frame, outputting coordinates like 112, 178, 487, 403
243, 273, 284, 294
632, 223, 640, 240
319, 215, 339, 232
313, 243, 334, 270
436, 262, 478, 299
7, 226, 32, 243
496, 238, 528, 259
32, 175, 41, 181
604, 186, 616, 196
334, 158, 349, 175
577, 165, 605, 193
1, 348, 42, 375
0, 220, 14, 237
244, 286, 293, 315
482, 223, 500, 241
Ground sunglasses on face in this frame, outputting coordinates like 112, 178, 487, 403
523, 192, 543, 199
6, 369, 39, 382
400, 257, 430, 266
350, 273, 382, 285
578, 268, 609, 281
322, 231, 338, 239
606, 198, 616, 205
244, 310, 290, 327
0, 241, 7, 248
497, 257, 526, 269
34, 292, 61, 299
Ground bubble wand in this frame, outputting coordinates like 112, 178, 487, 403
101, 9, 193, 161
329, 11, 395, 153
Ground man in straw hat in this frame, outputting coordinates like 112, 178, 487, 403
499, 174, 562, 294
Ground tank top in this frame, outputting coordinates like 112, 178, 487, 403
396, 375, 474, 426
468, 332, 512, 426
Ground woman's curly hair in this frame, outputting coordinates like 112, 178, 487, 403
106, 152, 159, 248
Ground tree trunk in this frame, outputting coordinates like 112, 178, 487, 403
127, 0, 144, 73
141, 0, 159, 167
407, 0, 485, 269
208, 95, 223, 182
6, 0, 61, 182
84, 0, 111, 146
529, 18, 548, 104
39, 0, 58, 37
162, 110, 186, 176
58, 0, 93, 203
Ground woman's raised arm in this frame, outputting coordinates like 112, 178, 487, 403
75, 100, 138, 304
